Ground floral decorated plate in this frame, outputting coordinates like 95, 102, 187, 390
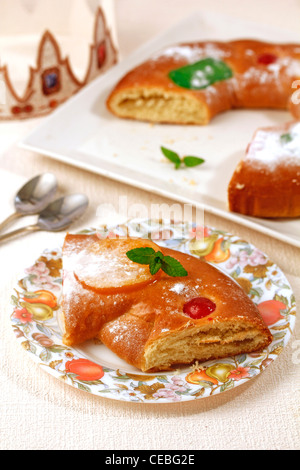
10, 220, 296, 403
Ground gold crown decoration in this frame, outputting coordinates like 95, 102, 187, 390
0, 6, 118, 120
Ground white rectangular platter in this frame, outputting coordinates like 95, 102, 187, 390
20, 11, 300, 247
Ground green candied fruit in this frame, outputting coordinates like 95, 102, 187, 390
168, 57, 233, 90
280, 133, 293, 144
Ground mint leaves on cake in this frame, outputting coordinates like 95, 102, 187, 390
126, 247, 188, 277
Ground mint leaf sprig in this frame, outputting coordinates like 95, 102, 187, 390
126, 247, 188, 277
161, 146, 205, 170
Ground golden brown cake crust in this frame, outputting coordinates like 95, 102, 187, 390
106, 39, 300, 124
228, 121, 300, 218
61, 235, 272, 371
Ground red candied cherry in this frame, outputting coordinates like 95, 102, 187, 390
257, 53, 278, 65
183, 297, 216, 319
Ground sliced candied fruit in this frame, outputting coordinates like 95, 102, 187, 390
74, 238, 161, 293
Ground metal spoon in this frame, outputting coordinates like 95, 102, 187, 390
0, 173, 58, 233
0, 194, 89, 243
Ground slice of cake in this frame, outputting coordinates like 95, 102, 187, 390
61, 235, 272, 372
228, 120, 300, 218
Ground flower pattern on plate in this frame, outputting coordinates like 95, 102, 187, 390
10, 220, 296, 403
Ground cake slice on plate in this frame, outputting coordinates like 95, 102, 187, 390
61, 235, 272, 372
228, 120, 300, 218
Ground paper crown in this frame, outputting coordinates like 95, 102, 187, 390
0, 7, 118, 120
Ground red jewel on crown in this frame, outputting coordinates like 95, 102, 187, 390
11, 104, 34, 115
183, 297, 216, 320
257, 53, 278, 65
97, 40, 107, 68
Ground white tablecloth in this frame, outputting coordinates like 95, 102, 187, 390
0, 0, 299, 450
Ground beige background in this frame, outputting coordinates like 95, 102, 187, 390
0, 0, 299, 450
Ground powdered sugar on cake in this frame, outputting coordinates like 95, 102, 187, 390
238, 56, 300, 88
246, 121, 300, 169
152, 43, 231, 64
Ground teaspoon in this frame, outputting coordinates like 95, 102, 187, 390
0, 173, 58, 233
0, 193, 89, 243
